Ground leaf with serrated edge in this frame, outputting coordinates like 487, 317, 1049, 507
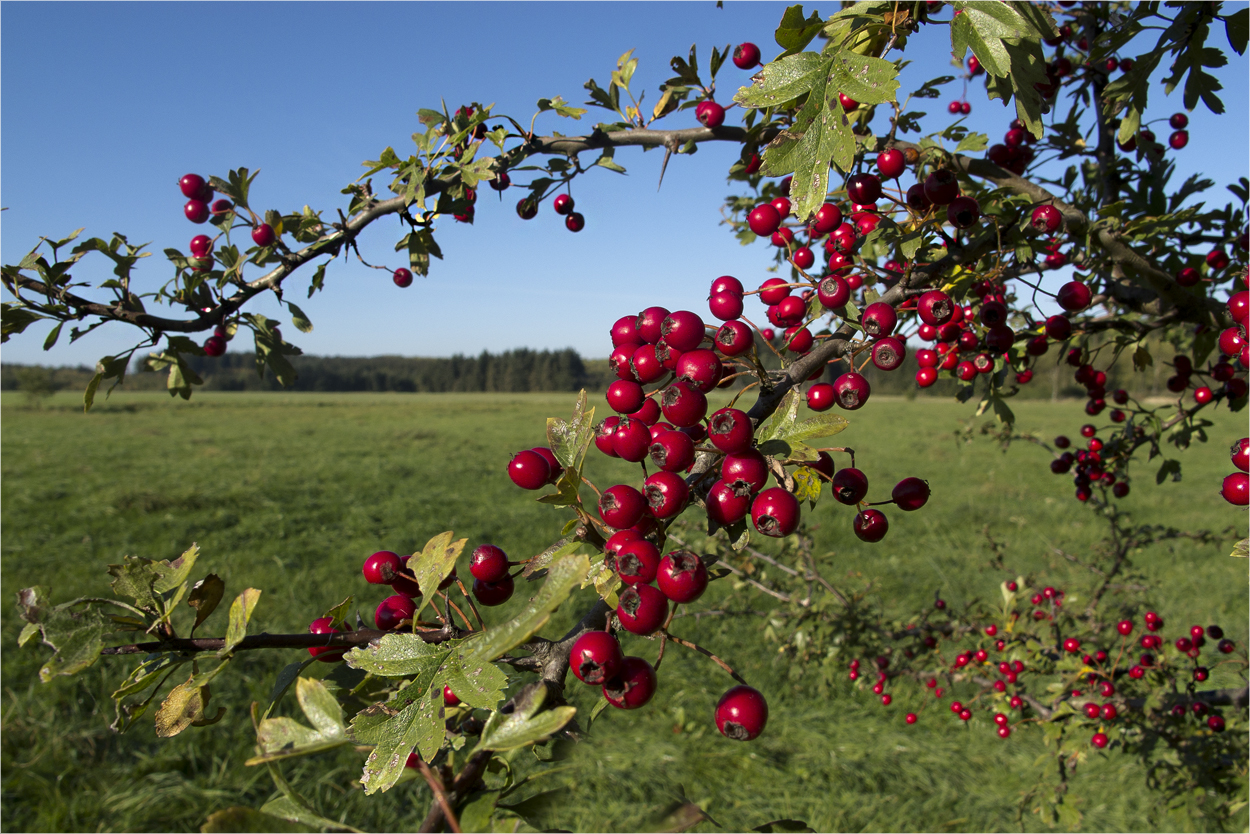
474, 685, 577, 753
37, 606, 109, 681
756, 390, 801, 444
441, 647, 508, 710
219, 588, 261, 657
735, 52, 824, 109
153, 543, 199, 594
348, 634, 451, 678
546, 390, 596, 470
410, 532, 466, 619
467, 554, 590, 663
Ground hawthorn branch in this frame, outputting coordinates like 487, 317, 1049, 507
97, 626, 461, 655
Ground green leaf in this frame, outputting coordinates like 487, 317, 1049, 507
466, 553, 590, 663
1231, 538, 1248, 559
287, 302, 313, 333
593, 148, 627, 174
791, 467, 822, 507
441, 647, 508, 711
474, 684, 576, 753
734, 52, 825, 109
201, 806, 314, 833
1226, 7, 1248, 56
260, 796, 361, 834
756, 390, 802, 444
261, 658, 316, 721
187, 573, 225, 634
409, 531, 466, 619
774, 5, 825, 55
956, 132, 989, 152
219, 588, 261, 657
153, 543, 200, 594
827, 50, 900, 106
347, 633, 452, 678
35, 605, 109, 682
1, 302, 46, 342
546, 390, 597, 472
537, 96, 588, 119
108, 556, 164, 611
354, 686, 445, 795
246, 677, 349, 764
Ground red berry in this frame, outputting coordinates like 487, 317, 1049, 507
470, 544, 510, 583
599, 484, 647, 529
892, 477, 930, 511
203, 335, 227, 357
616, 584, 669, 635
923, 170, 960, 205
733, 42, 761, 70
363, 550, 402, 585
853, 509, 889, 542
565, 212, 585, 232
807, 382, 835, 411
570, 631, 625, 685
656, 550, 709, 603
751, 487, 801, 537
1057, 281, 1092, 312
1223, 472, 1249, 505
508, 450, 551, 490
473, 575, 515, 606
615, 539, 661, 585
643, 471, 689, 520
308, 616, 349, 662
697, 101, 726, 128
1091, 732, 1109, 749
553, 194, 574, 216
748, 204, 782, 237
179, 173, 210, 200
832, 372, 871, 410
661, 382, 708, 428
861, 302, 898, 337
706, 479, 752, 526
375, 595, 416, 630
184, 200, 210, 224
251, 224, 276, 248
715, 685, 768, 740
603, 656, 658, 709
708, 407, 753, 453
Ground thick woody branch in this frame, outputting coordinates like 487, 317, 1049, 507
98, 626, 461, 655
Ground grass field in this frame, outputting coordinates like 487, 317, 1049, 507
2, 390, 1246, 832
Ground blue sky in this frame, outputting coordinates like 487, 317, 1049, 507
3, 2, 1247, 367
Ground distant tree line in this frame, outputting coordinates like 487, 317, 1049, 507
2, 336, 1186, 401
1, 349, 614, 394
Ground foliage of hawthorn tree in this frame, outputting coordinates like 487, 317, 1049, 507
5, 2, 1248, 831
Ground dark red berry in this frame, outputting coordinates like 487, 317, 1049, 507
375, 595, 416, 630
715, 685, 768, 740
751, 487, 800, 537
363, 550, 402, 584
892, 477, 930, 511
599, 484, 647, 529
603, 656, 658, 708
656, 550, 709, 603
473, 575, 515, 607
833, 372, 871, 410
616, 584, 669, 635
570, 631, 624, 685
470, 544, 510, 583
733, 42, 761, 70
853, 509, 889, 542
508, 450, 551, 490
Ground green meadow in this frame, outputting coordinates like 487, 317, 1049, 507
2, 390, 1245, 832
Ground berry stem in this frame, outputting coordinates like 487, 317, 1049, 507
454, 577, 486, 630
663, 632, 749, 687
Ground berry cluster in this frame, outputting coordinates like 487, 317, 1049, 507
841, 581, 1240, 750
177, 171, 282, 356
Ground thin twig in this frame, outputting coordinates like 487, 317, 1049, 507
414, 759, 463, 834
664, 633, 749, 686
